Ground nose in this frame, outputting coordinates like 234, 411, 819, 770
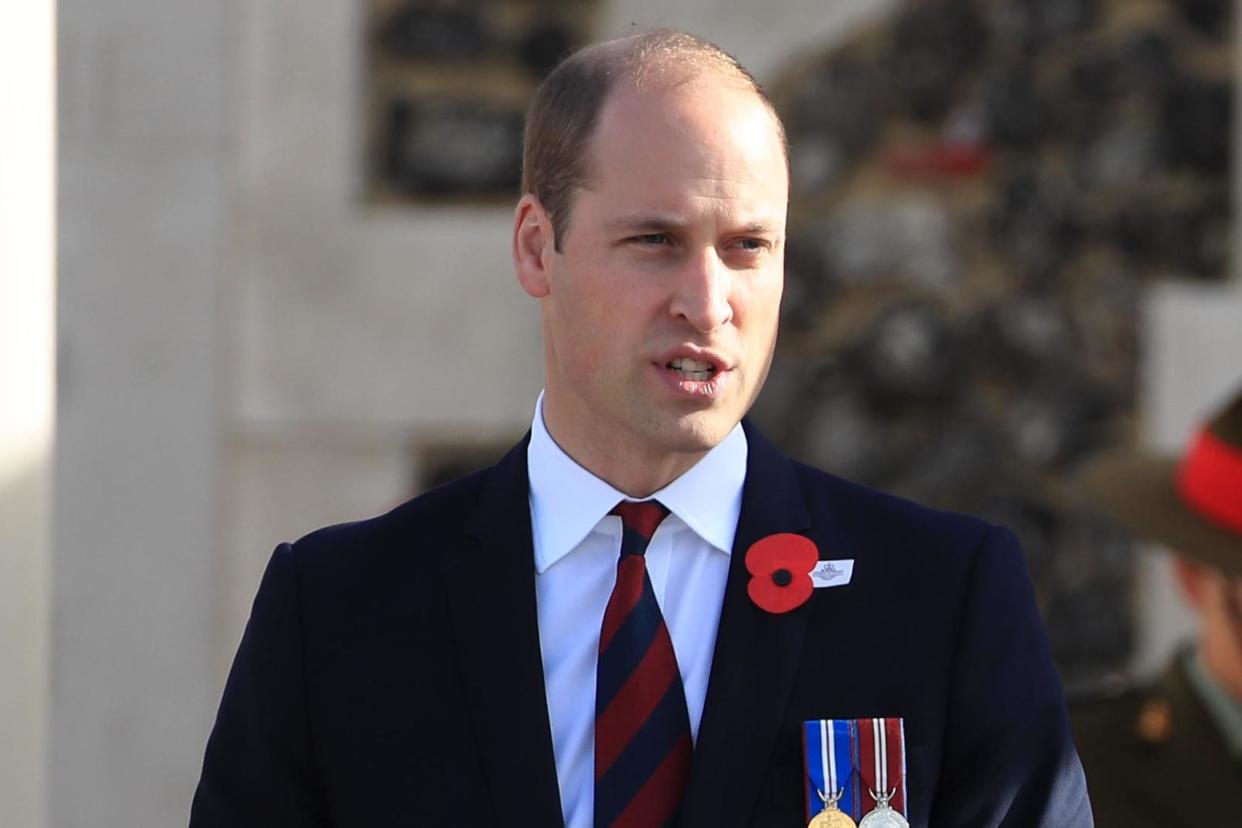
670, 247, 734, 333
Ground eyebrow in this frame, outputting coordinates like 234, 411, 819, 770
606, 215, 779, 235
605, 215, 687, 233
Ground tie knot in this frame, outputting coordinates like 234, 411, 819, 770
610, 500, 669, 553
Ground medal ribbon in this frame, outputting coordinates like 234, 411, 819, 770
1178, 428, 1242, 536
803, 719, 860, 820
857, 717, 907, 817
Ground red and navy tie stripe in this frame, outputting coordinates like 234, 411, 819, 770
594, 500, 692, 828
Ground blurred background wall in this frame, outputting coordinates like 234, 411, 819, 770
1, 0, 1239, 825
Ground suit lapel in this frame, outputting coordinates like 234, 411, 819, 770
440, 435, 565, 828
680, 423, 815, 828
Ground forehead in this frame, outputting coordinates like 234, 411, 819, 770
581, 77, 789, 222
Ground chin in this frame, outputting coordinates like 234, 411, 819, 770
660, 409, 739, 453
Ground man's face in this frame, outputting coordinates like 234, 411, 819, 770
532, 76, 788, 473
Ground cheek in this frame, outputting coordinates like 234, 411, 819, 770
547, 284, 631, 377
550, 305, 598, 373
737, 271, 784, 332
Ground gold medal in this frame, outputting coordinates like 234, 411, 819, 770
808, 787, 857, 828
809, 808, 857, 828
857, 789, 909, 828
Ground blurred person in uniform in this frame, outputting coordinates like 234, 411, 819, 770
1073, 387, 1242, 826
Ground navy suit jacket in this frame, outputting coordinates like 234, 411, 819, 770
190, 423, 1092, 826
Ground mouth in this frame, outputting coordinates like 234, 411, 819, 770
664, 356, 720, 382
655, 351, 732, 399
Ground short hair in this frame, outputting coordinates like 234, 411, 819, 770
521, 29, 787, 251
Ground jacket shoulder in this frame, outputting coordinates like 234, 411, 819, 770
1072, 658, 1232, 768
789, 459, 1005, 560
286, 464, 494, 578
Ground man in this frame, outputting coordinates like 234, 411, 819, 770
191, 30, 1090, 827
1072, 388, 1242, 827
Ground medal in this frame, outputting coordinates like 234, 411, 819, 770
858, 789, 909, 828
803, 720, 860, 823
808, 787, 857, 828
805, 717, 908, 824
856, 718, 908, 826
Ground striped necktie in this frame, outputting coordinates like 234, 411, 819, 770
594, 500, 693, 828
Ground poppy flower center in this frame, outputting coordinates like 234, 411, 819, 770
772, 568, 792, 587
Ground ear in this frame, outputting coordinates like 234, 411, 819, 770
513, 193, 555, 298
1173, 555, 1215, 610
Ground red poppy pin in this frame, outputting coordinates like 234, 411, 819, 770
744, 533, 819, 614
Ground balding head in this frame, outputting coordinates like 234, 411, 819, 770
521, 29, 788, 251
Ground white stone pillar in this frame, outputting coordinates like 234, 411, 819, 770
0, 1, 56, 825
53, 0, 225, 824
1131, 284, 1242, 679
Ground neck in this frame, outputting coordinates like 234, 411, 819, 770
1201, 616, 1242, 703
540, 398, 708, 498
1199, 648, 1242, 704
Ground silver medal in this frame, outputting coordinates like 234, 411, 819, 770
858, 789, 909, 828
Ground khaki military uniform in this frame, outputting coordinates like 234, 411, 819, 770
1072, 658, 1242, 827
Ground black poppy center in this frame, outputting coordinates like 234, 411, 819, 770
772, 568, 793, 587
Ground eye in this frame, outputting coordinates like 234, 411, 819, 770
630, 233, 672, 246
728, 237, 772, 254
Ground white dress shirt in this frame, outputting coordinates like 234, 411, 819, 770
527, 393, 747, 828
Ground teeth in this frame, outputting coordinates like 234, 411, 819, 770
669, 357, 714, 372
666, 356, 715, 383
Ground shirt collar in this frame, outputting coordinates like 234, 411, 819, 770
527, 391, 747, 574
